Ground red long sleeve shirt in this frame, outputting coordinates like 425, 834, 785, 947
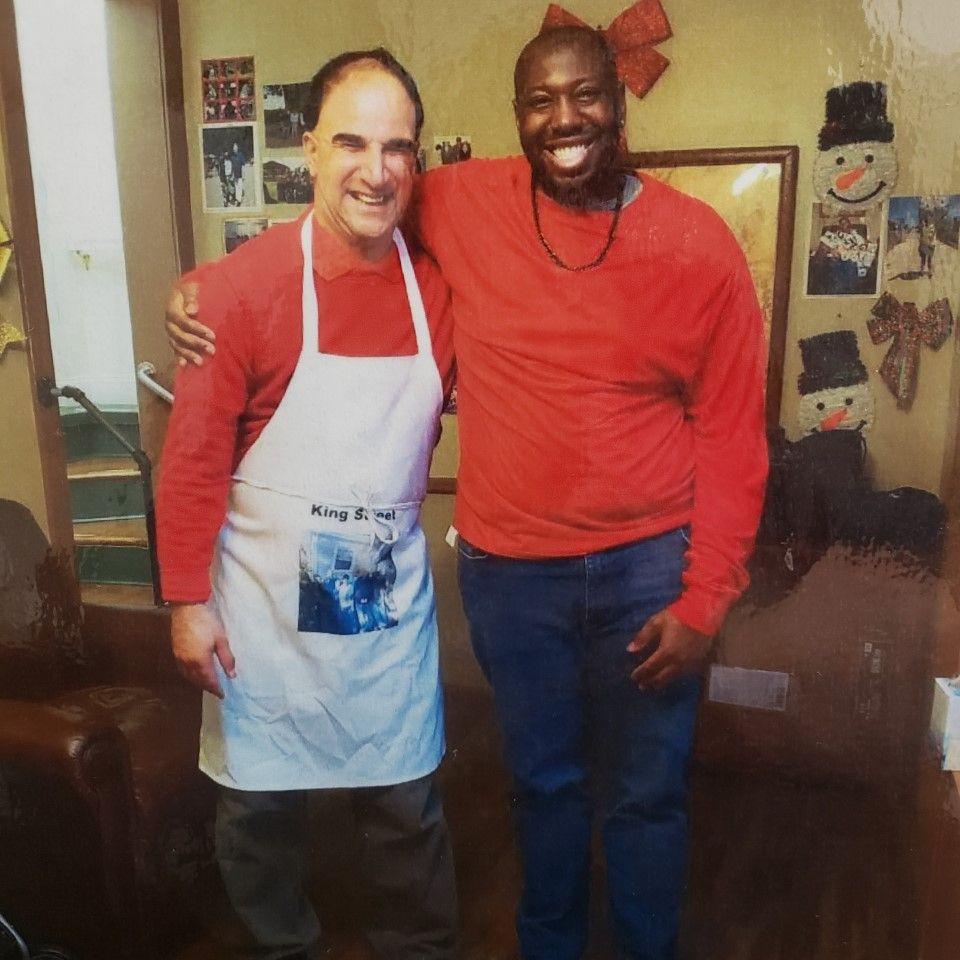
157, 214, 455, 602
161, 158, 767, 635
415, 157, 768, 635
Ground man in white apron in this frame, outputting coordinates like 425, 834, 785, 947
157, 51, 456, 960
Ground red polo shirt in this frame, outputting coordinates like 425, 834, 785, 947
157, 214, 455, 602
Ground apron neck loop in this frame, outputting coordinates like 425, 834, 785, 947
300, 214, 431, 361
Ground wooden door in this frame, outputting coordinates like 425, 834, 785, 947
105, 0, 193, 471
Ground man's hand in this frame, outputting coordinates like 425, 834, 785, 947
165, 280, 215, 367
170, 603, 236, 698
627, 609, 712, 691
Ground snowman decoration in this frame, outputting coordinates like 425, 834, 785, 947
812, 81, 897, 213
797, 330, 875, 436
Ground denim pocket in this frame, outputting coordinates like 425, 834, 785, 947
456, 536, 490, 561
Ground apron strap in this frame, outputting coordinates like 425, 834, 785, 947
392, 228, 432, 357
299, 213, 319, 356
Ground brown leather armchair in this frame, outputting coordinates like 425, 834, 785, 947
0, 500, 216, 960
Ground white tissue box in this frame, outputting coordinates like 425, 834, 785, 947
930, 677, 960, 771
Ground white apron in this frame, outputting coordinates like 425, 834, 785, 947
200, 214, 445, 790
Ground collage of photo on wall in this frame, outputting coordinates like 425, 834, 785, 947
200, 123, 258, 213
263, 156, 311, 205
806, 203, 883, 297
802, 79, 957, 420
223, 219, 268, 254
886, 195, 960, 282
434, 135, 472, 165
263, 82, 311, 149
199, 59, 480, 233
202, 57, 255, 123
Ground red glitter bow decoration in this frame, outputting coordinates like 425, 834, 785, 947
541, 0, 673, 99
866, 292, 952, 410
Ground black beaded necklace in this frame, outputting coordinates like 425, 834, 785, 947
530, 174, 626, 272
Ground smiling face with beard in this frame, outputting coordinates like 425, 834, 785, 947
513, 28, 626, 208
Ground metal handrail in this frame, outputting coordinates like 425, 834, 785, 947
38, 377, 161, 606
136, 361, 173, 403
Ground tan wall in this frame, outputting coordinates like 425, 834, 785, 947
178, 0, 960, 685
179, 0, 960, 496
0, 113, 49, 537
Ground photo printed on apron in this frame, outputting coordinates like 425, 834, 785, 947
200, 213, 445, 790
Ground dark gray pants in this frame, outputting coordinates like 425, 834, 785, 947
214, 773, 458, 959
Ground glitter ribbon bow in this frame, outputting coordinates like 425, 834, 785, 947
541, 0, 673, 99
866, 292, 952, 409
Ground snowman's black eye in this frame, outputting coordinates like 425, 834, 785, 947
816, 402, 825, 411
865, 154, 874, 163
835, 156, 845, 165
845, 397, 854, 405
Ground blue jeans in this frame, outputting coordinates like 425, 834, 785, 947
457, 528, 700, 960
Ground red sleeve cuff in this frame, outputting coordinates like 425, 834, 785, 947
668, 590, 732, 638
160, 569, 211, 605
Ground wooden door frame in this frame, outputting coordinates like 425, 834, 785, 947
0, 0, 73, 552
105, 0, 194, 470
157, 0, 196, 273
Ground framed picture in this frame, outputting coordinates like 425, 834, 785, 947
804, 201, 884, 299
200, 123, 260, 212
631, 145, 799, 428
433, 135, 473, 166
201, 57, 255, 123
884, 194, 960, 283
223, 218, 268, 254
263, 82, 311, 149
263, 156, 312, 205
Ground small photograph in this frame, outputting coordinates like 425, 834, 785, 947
263, 82, 311, 148
434, 135, 472, 165
805, 202, 883, 297
200, 124, 259, 212
223, 218, 268, 254
298, 531, 398, 635
201, 57, 255, 123
263, 156, 312, 205
885, 195, 960, 281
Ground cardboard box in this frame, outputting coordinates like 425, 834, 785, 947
929, 677, 960, 770
695, 545, 958, 787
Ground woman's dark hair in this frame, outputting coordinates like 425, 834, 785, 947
302, 48, 424, 137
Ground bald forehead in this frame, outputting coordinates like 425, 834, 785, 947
326, 60, 406, 103
514, 28, 611, 96
319, 63, 416, 129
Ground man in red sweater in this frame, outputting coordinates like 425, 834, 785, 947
166, 25, 767, 960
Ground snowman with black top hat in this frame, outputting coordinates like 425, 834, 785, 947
770, 330, 944, 572
797, 330, 875, 437
813, 81, 897, 212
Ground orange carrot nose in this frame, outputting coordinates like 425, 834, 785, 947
820, 407, 849, 431
835, 165, 866, 191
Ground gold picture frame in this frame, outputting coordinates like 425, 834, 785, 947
631, 145, 799, 429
